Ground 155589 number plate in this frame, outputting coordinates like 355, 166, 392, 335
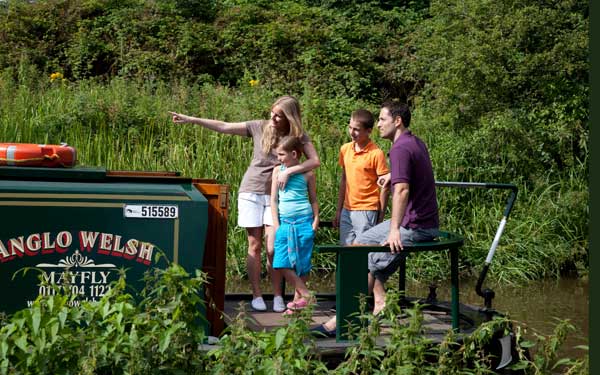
124, 204, 178, 219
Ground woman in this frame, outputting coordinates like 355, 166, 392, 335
169, 96, 320, 312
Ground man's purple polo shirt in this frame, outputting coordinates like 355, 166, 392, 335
389, 130, 439, 229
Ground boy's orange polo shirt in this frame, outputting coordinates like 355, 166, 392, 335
338, 140, 389, 211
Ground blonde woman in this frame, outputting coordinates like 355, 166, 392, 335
169, 96, 320, 312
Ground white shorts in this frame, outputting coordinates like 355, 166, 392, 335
237, 192, 274, 227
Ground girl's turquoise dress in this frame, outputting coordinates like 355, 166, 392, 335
273, 166, 314, 277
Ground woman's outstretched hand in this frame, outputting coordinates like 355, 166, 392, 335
169, 111, 190, 124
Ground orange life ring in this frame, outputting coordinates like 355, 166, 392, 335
0, 143, 77, 167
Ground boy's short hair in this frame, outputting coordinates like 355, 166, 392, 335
351, 109, 375, 130
277, 135, 303, 154
381, 100, 411, 128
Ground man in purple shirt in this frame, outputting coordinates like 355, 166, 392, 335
356, 100, 439, 315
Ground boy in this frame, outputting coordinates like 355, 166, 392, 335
312, 109, 390, 337
333, 109, 390, 245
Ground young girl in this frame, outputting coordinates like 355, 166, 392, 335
270, 136, 319, 314
169, 96, 320, 313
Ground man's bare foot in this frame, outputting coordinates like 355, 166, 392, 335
323, 320, 336, 331
372, 302, 386, 316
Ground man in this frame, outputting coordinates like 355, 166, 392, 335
358, 100, 439, 315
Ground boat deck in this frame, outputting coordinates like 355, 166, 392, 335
217, 294, 482, 356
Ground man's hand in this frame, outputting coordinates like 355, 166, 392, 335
377, 173, 391, 188
383, 227, 403, 253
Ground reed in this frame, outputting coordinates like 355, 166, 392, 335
0, 75, 588, 283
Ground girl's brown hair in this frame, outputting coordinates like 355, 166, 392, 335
277, 135, 303, 155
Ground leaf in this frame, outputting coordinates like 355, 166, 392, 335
58, 310, 67, 328
14, 318, 25, 329
519, 340, 536, 348
34, 337, 46, 354
50, 322, 59, 344
0, 341, 9, 358
129, 324, 139, 344
14, 335, 28, 352
159, 331, 172, 353
552, 358, 573, 369
31, 309, 41, 336
3, 323, 17, 337
509, 360, 530, 370
102, 302, 111, 319
275, 329, 286, 350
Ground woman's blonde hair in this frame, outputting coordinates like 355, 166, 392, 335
261, 95, 304, 154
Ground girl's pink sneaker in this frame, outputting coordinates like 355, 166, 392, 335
282, 308, 296, 316
286, 298, 310, 310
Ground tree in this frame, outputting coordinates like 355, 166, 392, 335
407, 0, 588, 180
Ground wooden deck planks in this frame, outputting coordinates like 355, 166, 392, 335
219, 296, 462, 351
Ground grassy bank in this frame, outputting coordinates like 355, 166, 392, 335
0, 76, 588, 283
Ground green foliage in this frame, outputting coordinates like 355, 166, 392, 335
379, 300, 437, 372
0, 0, 426, 99
330, 291, 587, 374
0, 265, 209, 374
335, 294, 385, 374
0, 0, 219, 82
510, 320, 589, 375
0, 0, 588, 189
0, 264, 588, 374
213, 0, 419, 99
207, 305, 328, 374
408, 0, 588, 179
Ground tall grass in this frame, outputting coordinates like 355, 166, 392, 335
0, 73, 588, 283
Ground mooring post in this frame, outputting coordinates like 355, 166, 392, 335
451, 247, 460, 332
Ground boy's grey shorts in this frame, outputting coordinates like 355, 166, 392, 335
339, 208, 378, 246
354, 220, 439, 283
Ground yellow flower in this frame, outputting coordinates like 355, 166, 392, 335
50, 72, 63, 82
249, 79, 259, 87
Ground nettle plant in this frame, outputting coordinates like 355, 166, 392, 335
0, 266, 588, 374
206, 301, 329, 374
0, 264, 210, 375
